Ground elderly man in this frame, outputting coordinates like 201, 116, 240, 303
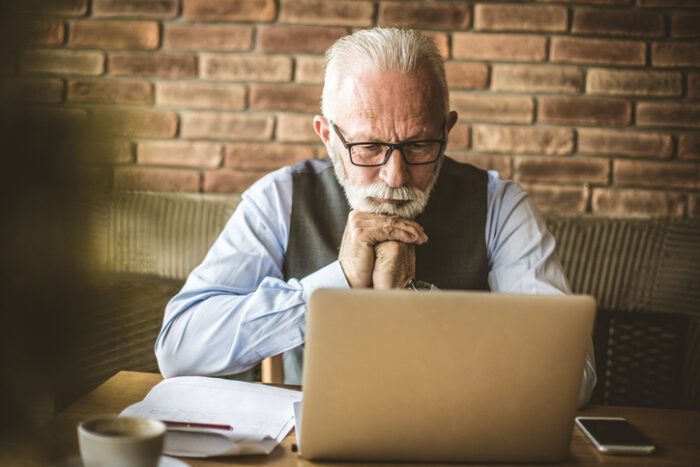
155, 27, 597, 406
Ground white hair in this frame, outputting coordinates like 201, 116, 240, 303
321, 27, 449, 121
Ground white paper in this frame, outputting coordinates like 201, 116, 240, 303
120, 376, 302, 457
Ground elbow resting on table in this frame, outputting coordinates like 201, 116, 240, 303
154, 336, 183, 379
154, 324, 194, 378
154, 312, 257, 379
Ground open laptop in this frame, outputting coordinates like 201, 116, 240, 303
298, 288, 595, 463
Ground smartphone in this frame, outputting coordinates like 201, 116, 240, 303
575, 416, 655, 455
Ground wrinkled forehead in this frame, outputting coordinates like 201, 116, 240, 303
333, 64, 446, 125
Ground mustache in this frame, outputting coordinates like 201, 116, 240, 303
353, 182, 424, 201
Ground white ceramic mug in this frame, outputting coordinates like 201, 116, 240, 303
77, 416, 166, 467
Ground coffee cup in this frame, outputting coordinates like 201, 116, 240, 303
77, 416, 166, 467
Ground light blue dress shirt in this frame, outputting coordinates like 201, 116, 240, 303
155, 163, 597, 407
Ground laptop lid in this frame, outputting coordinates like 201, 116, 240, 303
300, 289, 595, 463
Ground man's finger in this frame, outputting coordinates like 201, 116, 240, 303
372, 241, 416, 289
348, 212, 428, 244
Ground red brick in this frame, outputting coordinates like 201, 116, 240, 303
93, 0, 178, 18
26, 19, 65, 46
296, 56, 326, 84
689, 73, 700, 99
249, 85, 321, 113
71, 21, 159, 49
108, 53, 197, 78
279, 0, 374, 27
539, 97, 631, 126
78, 165, 113, 191
453, 33, 546, 61
520, 184, 589, 213
259, 25, 348, 54
451, 94, 534, 124
24, 0, 87, 16
448, 154, 511, 179
20, 49, 104, 75
587, 69, 682, 96
225, 143, 315, 170
515, 156, 609, 184
138, 141, 222, 168
592, 188, 685, 216
204, 170, 265, 193
474, 4, 567, 32
379, 2, 470, 29
67, 79, 152, 105
473, 125, 574, 155
679, 134, 700, 159
538, 0, 630, 4
551, 37, 646, 66
79, 139, 133, 164
155, 82, 245, 111
1, 77, 63, 103
671, 14, 700, 38
163, 24, 253, 52
115, 167, 200, 192
572, 8, 664, 37
639, 0, 700, 7
422, 32, 450, 59
578, 128, 673, 158
445, 62, 489, 90
277, 113, 318, 143
25, 106, 88, 130
614, 160, 700, 189
0, 76, 63, 103
637, 102, 700, 129
91, 108, 178, 138
652, 42, 700, 67
491, 64, 583, 93
446, 123, 470, 150
181, 111, 274, 140
184, 0, 276, 21
690, 195, 700, 219
201, 54, 292, 82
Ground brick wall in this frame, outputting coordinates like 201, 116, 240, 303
5, 0, 700, 217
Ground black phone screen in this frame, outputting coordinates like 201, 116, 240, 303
577, 418, 651, 446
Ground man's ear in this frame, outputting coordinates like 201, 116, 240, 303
313, 115, 331, 145
446, 110, 458, 133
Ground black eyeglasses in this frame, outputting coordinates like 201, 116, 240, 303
329, 120, 446, 167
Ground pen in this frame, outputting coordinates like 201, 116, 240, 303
162, 420, 233, 431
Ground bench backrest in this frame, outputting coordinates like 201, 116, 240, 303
84, 190, 700, 408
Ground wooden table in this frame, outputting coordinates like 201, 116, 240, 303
50, 371, 700, 466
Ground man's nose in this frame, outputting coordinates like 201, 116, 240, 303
379, 149, 409, 188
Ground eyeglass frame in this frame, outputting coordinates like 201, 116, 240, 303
328, 119, 447, 167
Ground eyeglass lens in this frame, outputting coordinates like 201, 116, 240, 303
350, 142, 441, 166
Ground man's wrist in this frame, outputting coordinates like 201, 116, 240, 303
300, 261, 350, 298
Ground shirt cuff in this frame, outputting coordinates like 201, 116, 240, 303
299, 260, 350, 300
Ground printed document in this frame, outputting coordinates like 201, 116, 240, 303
121, 376, 302, 457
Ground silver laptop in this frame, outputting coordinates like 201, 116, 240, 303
299, 288, 595, 463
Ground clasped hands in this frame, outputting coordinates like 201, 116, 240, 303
338, 210, 428, 290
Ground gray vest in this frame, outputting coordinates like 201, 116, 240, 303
281, 156, 490, 384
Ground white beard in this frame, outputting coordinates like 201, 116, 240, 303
329, 147, 442, 219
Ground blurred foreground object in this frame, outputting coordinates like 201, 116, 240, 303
0, 1, 111, 464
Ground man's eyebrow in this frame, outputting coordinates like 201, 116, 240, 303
349, 129, 436, 143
